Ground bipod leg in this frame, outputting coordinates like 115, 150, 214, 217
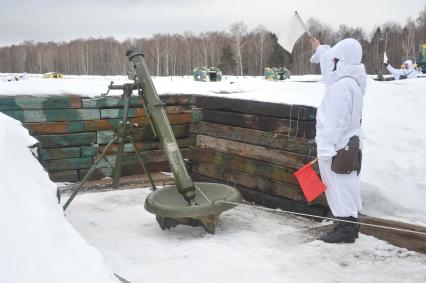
63, 137, 118, 211
112, 135, 125, 189
128, 137, 157, 190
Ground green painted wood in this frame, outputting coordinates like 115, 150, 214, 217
195, 95, 317, 121
44, 157, 92, 171
191, 120, 316, 156
40, 147, 81, 160
96, 124, 190, 144
35, 132, 96, 148
80, 145, 98, 157
0, 95, 81, 110
189, 146, 299, 185
82, 96, 143, 108
194, 109, 316, 138
82, 94, 195, 108
1, 108, 100, 122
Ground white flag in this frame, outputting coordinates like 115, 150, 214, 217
383, 52, 388, 64
278, 12, 308, 53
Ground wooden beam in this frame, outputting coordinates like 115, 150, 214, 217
35, 132, 97, 148
80, 138, 192, 157
360, 215, 426, 254
96, 149, 189, 168
196, 135, 310, 169
100, 105, 191, 119
96, 124, 190, 144
191, 121, 316, 156
192, 109, 316, 138
82, 94, 195, 108
194, 95, 317, 121
49, 170, 79, 183
0, 95, 81, 110
1, 108, 100, 122
44, 157, 93, 171
24, 113, 192, 135
40, 147, 81, 160
189, 146, 299, 185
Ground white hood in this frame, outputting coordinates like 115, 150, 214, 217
403, 59, 415, 74
327, 38, 367, 95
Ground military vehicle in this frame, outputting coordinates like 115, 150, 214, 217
264, 67, 291, 80
193, 67, 222, 82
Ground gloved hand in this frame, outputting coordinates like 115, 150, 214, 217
383, 63, 388, 67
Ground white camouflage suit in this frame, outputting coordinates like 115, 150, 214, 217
386, 59, 418, 80
310, 38, 366, 218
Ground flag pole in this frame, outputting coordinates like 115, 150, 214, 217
294, 11, 312, 37
310, 158, 318, 165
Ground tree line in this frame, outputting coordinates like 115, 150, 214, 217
1, 6, 425, 76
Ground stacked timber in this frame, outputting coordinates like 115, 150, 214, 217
190, 95, 329, 217
0, 94, 194, 182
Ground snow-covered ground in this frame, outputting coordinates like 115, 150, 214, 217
1, 73, 425, 226
66, 187, 426, 283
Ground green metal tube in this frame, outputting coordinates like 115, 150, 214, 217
126, 48, 195, 203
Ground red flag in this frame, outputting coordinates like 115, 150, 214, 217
294, 161, 326, 202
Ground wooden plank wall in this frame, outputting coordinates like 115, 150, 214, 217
190, 95, 329, 217
0, 94, 195, 182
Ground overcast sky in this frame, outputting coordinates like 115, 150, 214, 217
1, 0, 425, 46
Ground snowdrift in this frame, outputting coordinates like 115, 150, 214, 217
0, 113, 118, 283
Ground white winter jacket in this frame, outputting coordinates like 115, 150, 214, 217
386, 60, 418, 80
310, 38, 367, 160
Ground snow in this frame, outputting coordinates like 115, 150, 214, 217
0, 113, 119, 283
1, 73, 426, 281
1, 73, 425, 226
66, 188, 426, 283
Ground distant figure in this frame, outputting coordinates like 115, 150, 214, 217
384, 60, 418, 80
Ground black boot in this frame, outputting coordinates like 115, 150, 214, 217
319, 217, 359, 243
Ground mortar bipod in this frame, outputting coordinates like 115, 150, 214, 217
62, 81, 157, 211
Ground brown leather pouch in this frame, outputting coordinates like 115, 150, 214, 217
331, 136, 362, 175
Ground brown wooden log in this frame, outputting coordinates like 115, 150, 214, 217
189, 146, 299, 185
35, 132, 97, 148
96, 124, 190, 144
194, 95, 317, 121
359, 215, 426, 254
196, 135, 310, 169
190, 161, 327, 206
193, 109, 315, 138
24, 113, 192, 135
49, 170, 79, 183
191, 121, 316, 156
191, 172, 328, 218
